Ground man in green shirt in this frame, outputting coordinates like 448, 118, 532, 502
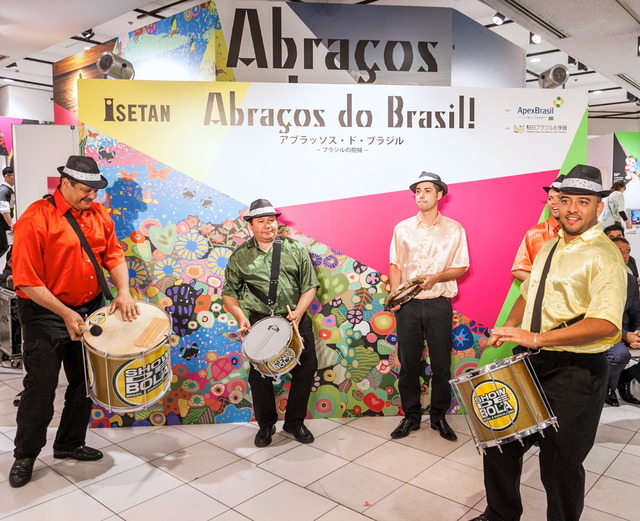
222, 199, 319, 447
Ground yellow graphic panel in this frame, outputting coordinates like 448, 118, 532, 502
78, 79, 249, 180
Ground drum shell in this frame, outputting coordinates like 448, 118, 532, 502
452, 355, 554, 448
83, 303, 172, 413
242, 316, 304, 379
252, 331, 303, 378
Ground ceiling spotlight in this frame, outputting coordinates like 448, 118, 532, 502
81, 29, 95, 41
530, 32, 542, 45
538, 64, 569, 89
627, 92, 639, 103
5, 62, 17, 69
568, 56, 576, 66
577, 62, 588, 71
96, 52, 135, 80
529, 57, 541, 63
492, 12, 506, 25
637, 36, 640, 57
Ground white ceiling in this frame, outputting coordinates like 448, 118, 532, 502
1, 0, 639, 119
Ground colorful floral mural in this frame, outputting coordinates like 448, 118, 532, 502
83, 127, 488, 428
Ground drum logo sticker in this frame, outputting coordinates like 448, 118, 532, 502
89, 312, 106, 325
268, 347, 296, 374
471, 380, 518, 431
112, 347, 170, 407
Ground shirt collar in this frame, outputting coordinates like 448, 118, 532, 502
557, 221, 603, 245
414, 211, 441, 228
0, 181, 13, 190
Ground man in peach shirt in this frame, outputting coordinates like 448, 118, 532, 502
511, 174, 564, 281
388, 172, 469, 441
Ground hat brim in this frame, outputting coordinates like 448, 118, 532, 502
410, 180, 448, 196
243, 212, 281, 222
559, 186, 611, 198
59, 169, 109, 189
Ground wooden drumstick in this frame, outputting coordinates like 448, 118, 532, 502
286, 305, 302, 339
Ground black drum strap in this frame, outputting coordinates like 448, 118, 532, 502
246, 237, 282, 313
530, 239, 559, 333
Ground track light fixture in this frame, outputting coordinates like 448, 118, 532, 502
637, 36, 640, 57
529, 32, 542, 45
96, 52, 135, 80
492, 12, 506, 25
538, 64, 569, 89
81, 29, 95, 41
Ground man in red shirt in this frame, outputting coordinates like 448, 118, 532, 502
9, 155, 139, 488
511, 174, 564, 281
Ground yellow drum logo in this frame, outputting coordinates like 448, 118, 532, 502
112, 347, 170, 407
472, 380, 518, 431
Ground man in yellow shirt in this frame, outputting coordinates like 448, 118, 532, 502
470, 165, 627, 521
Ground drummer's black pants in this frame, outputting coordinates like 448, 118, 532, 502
248, 313, 317, 429
395, 297, 453, 422
480, 350, 608, 521
13, 297, 101, 459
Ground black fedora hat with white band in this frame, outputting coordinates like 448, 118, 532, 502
543, 173, 565, 193
243, 198, 281, 222
409, 171, 448, 196
57, 155, 108, 189
558, 164, 610, 198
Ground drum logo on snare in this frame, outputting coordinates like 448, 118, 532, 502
472, 380, 519, 431
113, 350, 170, 405
268, 348, 295, 373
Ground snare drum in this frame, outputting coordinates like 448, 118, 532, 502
242, 316, 303, 383
450, 353, 557, 452
82, 302, 172, 413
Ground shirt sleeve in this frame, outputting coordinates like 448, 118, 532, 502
511, 233, 533, 273
12, 211, 47, 289
296, 244, 319, 293
221, 252, 245, 300
448, 225, 470, 269
585, 253, 626, 330
389, 225, 402, 268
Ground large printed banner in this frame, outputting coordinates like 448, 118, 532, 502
76, 80, 587, 428
78, 80, 585, 207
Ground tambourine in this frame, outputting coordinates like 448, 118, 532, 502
384, 277, 424, 311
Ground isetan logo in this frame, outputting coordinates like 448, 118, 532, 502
103, 98, 171, 122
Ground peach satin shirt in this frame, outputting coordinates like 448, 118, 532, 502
389, 213, 469, 299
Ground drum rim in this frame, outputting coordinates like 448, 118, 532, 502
476, 416, 558, 449
242, 316, 293, 362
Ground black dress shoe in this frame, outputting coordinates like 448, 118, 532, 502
9, 458, 35, 488
53, 445, 103, 461
618, 381, 640, 404
283, 423, 314, 444
254, 425, 276, 447
605, 388, 620, 407
431, 418, 458, 441
390, 417, 420, 439
468, 515, 489, 521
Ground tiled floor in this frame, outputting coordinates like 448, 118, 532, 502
1, 365, 640, 521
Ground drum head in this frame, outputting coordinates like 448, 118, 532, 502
243, 316, 292, 361
83, 302, 171, 355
